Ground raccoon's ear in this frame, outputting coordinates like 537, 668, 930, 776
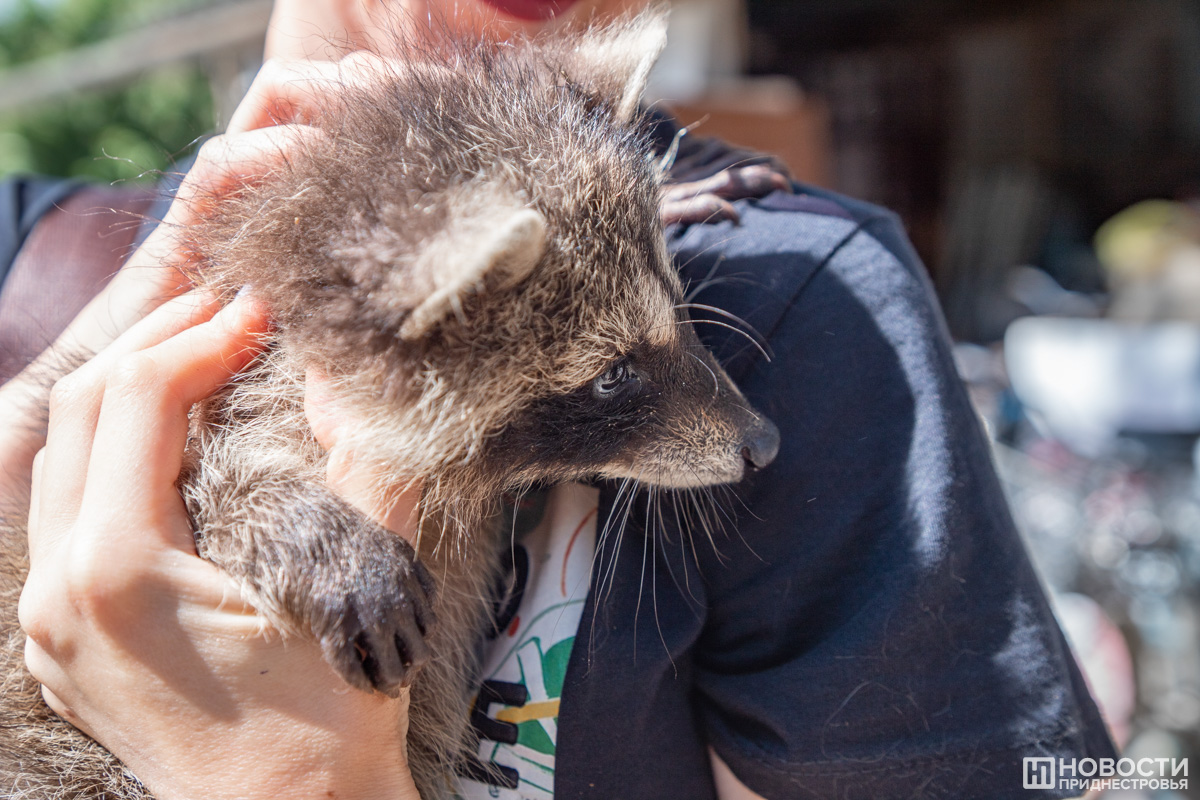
562, 8, 669, 122
399, 205, 547, 340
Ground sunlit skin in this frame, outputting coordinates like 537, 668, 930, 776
0, 0, 767, 797
264, 0, 649, 60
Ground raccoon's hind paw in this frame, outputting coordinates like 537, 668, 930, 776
315, 549, 437, 696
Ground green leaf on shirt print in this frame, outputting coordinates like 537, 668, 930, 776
516, 719, 555, 754
542, 638, 572, 697
514, 638, 575, 756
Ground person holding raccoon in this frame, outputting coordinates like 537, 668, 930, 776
0, 0, 1117, 798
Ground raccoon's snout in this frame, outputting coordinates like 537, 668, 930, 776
741, 417, 781, 471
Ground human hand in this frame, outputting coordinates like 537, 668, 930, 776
0, 122, 317, 509
18, 291, 421, 800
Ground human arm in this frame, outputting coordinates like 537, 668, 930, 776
711, 750, 768, 800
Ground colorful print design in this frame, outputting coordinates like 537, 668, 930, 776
456, 484, 598, 800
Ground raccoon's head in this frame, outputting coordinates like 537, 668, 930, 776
195, 9, 779, 497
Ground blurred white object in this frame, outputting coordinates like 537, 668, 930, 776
645, 0, 746, 103
1005, 317, 1200, 453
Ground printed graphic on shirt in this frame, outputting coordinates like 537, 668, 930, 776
456, 483, 599, 800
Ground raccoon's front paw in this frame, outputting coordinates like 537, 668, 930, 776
661, 164, 791, 226
313, 547, 437, 696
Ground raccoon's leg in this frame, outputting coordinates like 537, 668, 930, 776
185, 474, 437, 696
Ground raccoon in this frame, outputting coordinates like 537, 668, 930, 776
0, 11, 780, 800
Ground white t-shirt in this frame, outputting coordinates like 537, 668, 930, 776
455, 483, 599, 800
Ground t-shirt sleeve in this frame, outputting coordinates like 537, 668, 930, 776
672, 191, 1117, 799
0, 176, 82, 291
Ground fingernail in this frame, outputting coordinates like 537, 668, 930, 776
215, 285, 271, 331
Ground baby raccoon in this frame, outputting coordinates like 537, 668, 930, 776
0, 10, 780, 800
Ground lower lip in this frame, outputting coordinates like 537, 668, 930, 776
478, 0, 580, 21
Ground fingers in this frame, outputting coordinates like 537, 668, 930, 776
161, 124, 323, 239
34, 292, 223, 548
31, 124, 320, 381
660, 194, 740, 227
324, 447, 423, 543
31, 291, 269, 570
80, 294, 270, 550
662, 164, 790, 205
39, 685, 96, 740
226, 59, 341, 134
707, 164, 790, 198
26, 447, 45, 562
23, 292, 267, 666
23, 637, 96, 738
226, 54, 396, 135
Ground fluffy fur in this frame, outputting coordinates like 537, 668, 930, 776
0, 10, 780, 799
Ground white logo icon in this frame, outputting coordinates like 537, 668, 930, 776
1024, 757, 1055, 789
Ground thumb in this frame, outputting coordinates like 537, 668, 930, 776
304, 368, 422, 542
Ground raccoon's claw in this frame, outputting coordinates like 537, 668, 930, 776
317, 551, 437, 696
660, 164, 791, 226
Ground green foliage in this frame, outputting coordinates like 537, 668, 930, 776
0, 0, 215, 181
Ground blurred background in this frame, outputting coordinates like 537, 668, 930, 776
1, 0, 1198, 797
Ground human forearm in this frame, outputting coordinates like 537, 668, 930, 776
710, 749, 768, 800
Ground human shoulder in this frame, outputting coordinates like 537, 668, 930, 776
0, 175, 85, 290
665, 179, 940, 384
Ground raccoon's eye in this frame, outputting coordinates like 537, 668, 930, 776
593, 359, 638, 399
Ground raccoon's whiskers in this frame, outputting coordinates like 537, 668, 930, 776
685, 273, 759, 302
674, 233, 735, 283
701, 487, 732, 546
648, 486, 677, 674
717, 485, 766, 562
679, 243, 725, 301
679, 467, 729, 564
656, 125, 687, 176
674, 304, 773, 363
687, 351, 720, 399
678, 318, 771, 362
674, 302, 767, 347
591, 477, 632, 608
587, 475, 638, 660
633, 487, 651, 659
666, 488, 702, 607
608, 465, 651, 602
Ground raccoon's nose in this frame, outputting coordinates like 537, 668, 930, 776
741, 418, 781, 470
